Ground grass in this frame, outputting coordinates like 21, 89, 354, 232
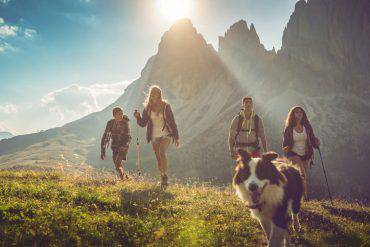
0, 170, 369, 246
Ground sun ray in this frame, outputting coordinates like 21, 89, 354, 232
157, 0, 192, 22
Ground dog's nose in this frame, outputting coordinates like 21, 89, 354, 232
248, 183, 258, 192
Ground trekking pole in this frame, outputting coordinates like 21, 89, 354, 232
308, 159, 312, 200
318, 147, 333, 205
135, 111, 142, 176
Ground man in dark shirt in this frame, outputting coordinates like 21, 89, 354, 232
101, 107, 131, 180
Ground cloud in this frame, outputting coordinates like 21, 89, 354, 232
0, 103, 18, 114
41, 82, 130, 121
24, 28, 37, 39
0, 41, 16, 53
0, 24, 19, 38
0, 17, 37, 54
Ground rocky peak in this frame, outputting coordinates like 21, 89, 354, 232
145, 18, 234, 100
218, 19, 274, 84
219, 19, 261, 50
158, 18, 208, 55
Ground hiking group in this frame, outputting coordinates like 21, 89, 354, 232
101, 85, 320, 197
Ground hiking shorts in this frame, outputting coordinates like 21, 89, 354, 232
287, 151, 308, 161
111, 146, 128, 163
235, 146, 260, 158
151, 135, 172, 145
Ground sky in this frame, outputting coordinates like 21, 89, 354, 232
0, 0, 296, 135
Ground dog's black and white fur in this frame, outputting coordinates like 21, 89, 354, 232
233, 149, 303, 247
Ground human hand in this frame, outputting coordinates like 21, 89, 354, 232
133, 110, 140, 119
174, 139, 180, 148
101, 152, 106, 160
282, 146, 290, 153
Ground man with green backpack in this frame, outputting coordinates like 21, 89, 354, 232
228, 97, 268, 159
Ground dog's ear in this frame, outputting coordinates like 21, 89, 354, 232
262, 151, 279, 163
237, 149, 251, 163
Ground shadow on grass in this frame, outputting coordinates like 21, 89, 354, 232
322, 204, 370, 224
120, 186, 174, 216
300, 209, 362, 246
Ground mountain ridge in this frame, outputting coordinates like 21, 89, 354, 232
1, 2, 369, 200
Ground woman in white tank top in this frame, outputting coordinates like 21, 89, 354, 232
282, 106, 320, 201
134, 85, 180, 187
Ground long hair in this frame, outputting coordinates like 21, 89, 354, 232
285, 106, 310, 128
143, 85, 166, 110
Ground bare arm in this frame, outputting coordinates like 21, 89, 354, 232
228, 116, 238, 158
136, 108, 149, 127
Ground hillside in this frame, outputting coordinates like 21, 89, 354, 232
0, 0, 369, 200
0, 132, 14, 140
0, 170, 369, 246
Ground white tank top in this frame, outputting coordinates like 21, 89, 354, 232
151, 111, 169, 139
292, 126, 307, 156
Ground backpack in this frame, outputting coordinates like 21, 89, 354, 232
234, 113, 260, 148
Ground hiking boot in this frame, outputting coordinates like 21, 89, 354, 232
119, 172, 131, 181
161, 174, 168, 187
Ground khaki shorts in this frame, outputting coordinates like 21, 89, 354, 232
151, 135, 171, 145
111, 146, 128, 162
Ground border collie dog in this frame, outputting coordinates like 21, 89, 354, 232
233, 149, 303, 247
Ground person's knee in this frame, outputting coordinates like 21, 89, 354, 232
159, 150, 167, 160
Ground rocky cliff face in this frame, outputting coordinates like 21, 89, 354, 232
218, 0, 370, 199
280, 0, 370, 96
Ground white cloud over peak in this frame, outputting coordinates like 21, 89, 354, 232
41, 81, 130, 121
0, 18, 4, 24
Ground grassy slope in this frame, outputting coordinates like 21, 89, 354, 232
0, 171, 369, 246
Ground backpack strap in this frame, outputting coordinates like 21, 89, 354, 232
234, 114, 243, 141
254, 114, 260, 147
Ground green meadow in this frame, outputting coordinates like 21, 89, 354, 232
0, 170, 368, 246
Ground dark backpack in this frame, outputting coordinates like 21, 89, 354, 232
234, 113, 260, 148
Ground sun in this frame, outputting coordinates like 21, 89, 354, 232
157, 0, 192, 22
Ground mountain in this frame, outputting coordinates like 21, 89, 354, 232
218, 0, 370, 199
0, 19, 242, 180
0, 132, 13, 140
1, 1, 369, 200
